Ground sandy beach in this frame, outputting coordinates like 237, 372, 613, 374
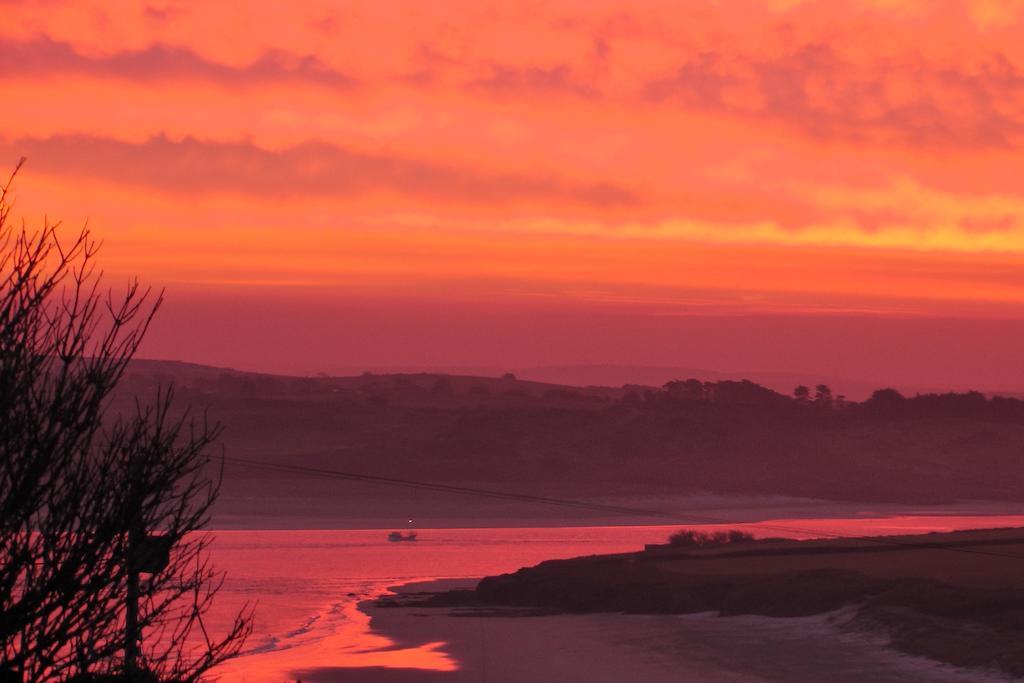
288, 580, 1010, 683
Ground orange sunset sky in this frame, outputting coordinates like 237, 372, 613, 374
4, 1, 1024, 389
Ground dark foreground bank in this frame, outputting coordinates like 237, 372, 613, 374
392, 527, 1024, 678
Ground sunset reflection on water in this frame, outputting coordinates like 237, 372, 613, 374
205, 515, 1024, 681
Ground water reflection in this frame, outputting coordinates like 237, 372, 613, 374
207, 514, 1024, 681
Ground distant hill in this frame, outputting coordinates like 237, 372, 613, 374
132, 358, 1017, 402
122, 358, 635, 399
114, 359, 1024, 525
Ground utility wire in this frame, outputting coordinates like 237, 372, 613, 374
217, 454, 1024, 560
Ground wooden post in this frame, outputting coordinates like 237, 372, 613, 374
125, 526, 140, 677
124, 452, 143, 678
124, 528, 169, 677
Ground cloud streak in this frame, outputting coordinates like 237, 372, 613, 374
467, 64, 600, 98
1, 36, 357, 88
3, 134, 636, 206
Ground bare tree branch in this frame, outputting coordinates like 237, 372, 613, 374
0, 163, 252, 682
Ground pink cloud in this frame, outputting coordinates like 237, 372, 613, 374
0, 36, 357, 88
645, 44, 1024, 148
467, 64, 600, 98
3, 134, 637, 206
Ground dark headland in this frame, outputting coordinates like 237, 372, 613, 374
388, 527, 1024, 678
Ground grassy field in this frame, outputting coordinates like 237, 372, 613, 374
642, 526, 1024, 589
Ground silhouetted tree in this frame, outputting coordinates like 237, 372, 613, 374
684, 379, 706, 400
667, 529, 755, 547
814, 384, 833, 407
793, 385, 810, 403
662, 379, 706, 401
864, 388, 906, 415
0, 163, 251, 682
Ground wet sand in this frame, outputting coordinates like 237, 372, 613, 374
293, 580, 1010, 683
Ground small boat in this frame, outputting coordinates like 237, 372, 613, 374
388, 531, 418, 542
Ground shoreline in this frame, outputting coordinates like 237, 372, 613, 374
410, 526, 1024, 679
292, 579, 1010, 682
208, 522, 1024, 681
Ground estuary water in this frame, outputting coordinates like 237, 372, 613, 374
205, 515, 1024, 682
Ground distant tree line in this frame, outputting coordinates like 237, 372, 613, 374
619, 379, 1024, 421
126, 364, 1024, 423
